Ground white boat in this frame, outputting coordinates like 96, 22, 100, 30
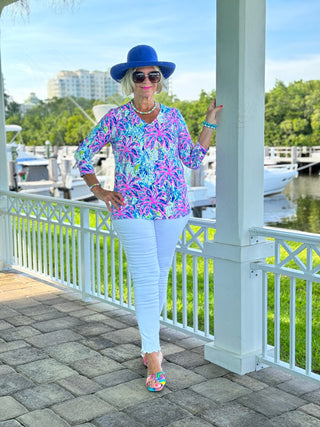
263, 164, 298, 196
202, 163, 298, 200
6, 125, 105, 201
18, 170, 106, 201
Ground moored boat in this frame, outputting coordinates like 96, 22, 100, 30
6, 125, 105, 200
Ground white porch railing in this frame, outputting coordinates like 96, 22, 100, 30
1, 190, 320, 382
250, 226, 320, 383
0, 190, 215, 340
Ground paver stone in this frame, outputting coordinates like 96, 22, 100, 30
16, 358, 77, 384
0, 396, 27, 421
52, 395, 114, 424
17, 408, 69, 427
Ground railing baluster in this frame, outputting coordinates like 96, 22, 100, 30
274, 273, 281, 364
182, 252, 187, 329
54, 222, 58, 280
262, 271, 268, 358
193, 256, 198, 333
96, 230, 101, 297
111, 234, 116, 302
119, 241, 124, 305
32, 218, 36, 271
60, 224, 65, 284
306, 280, 313, 376
289, 276, 296, 370
43, 220, 47, 277
48, 221, 53, 278
306, 245, 313, 375
90, 232, 95, 296
27, 214, 31, 270
71, 208, 77, 289
17, 215, 22, 267
65, 226, 70, 287
22, 217, 27, 268
37, 215, 42, 274
80, 206, 91, 300
172, 252, 177, 326
77, 226, 81, 290
274, 239, 281, 364
12, 214, 17, 265
103, 236, 108, 300
204, 256, 209, 337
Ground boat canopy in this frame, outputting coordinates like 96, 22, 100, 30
5, 124, 22, 133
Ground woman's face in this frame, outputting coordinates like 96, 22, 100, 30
133, 66, 158, 99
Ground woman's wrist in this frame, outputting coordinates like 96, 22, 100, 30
89, 182, 102, 193
203, 120, 217, 129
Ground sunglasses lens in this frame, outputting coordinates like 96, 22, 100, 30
132, 71, 161, 84
132, 72, 145, 83
148, 72, 161, 83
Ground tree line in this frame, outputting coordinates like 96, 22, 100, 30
5, 79, 320, 147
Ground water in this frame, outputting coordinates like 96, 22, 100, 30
267, 174, 320, 233
201, 175, 320, 233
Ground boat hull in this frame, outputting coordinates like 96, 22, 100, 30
203, 164, 298, 199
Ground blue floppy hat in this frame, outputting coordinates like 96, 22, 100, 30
110, 45, 176, 82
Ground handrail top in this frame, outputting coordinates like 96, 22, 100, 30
250, 225, 320, 244
0, 190, 217, 227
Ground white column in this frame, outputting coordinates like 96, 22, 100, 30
0, 43, 8, 191
204, 0, 271, 374
0, 1, 19, 270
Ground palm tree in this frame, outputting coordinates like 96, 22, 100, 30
0, 0, 75, 190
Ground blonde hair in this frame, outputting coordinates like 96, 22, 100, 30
121, 66, 167, 96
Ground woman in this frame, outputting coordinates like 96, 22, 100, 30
75, 44, 222, 392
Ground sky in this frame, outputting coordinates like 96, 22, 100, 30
1, 0, 320, 104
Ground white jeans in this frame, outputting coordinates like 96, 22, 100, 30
112, 216, 189, 354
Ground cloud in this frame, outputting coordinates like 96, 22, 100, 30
265, 54, 320, 91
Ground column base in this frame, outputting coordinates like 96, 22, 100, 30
204, 340, 260, 375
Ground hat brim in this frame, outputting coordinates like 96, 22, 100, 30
110, 61, 176, 82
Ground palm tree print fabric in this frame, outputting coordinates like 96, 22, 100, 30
75, 102, 207, 219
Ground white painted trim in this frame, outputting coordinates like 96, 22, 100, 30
205, 340, 260, 375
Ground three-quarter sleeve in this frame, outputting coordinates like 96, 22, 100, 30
176, 109, 208, 169
74, 111, 114, 176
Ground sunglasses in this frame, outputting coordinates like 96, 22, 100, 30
132, 71, 161, 84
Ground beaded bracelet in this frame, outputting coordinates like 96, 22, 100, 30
203, 120, 217, 129
89, 183, 102, 192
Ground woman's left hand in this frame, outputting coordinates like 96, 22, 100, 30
205, 99, 223, 124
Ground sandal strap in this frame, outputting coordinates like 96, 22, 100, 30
146, 371, 166, 392
146, 371, 166, 385
142, 355, 148, 367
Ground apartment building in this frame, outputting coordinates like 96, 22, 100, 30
47, 69, 121, 101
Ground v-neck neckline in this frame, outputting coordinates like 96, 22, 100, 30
130, 102, 161, 126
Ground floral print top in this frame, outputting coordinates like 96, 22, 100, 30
75, 102, 208, 220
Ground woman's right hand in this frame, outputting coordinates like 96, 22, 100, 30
92, 187, 125, 211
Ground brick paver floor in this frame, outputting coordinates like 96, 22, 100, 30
1, 270, 320, 426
